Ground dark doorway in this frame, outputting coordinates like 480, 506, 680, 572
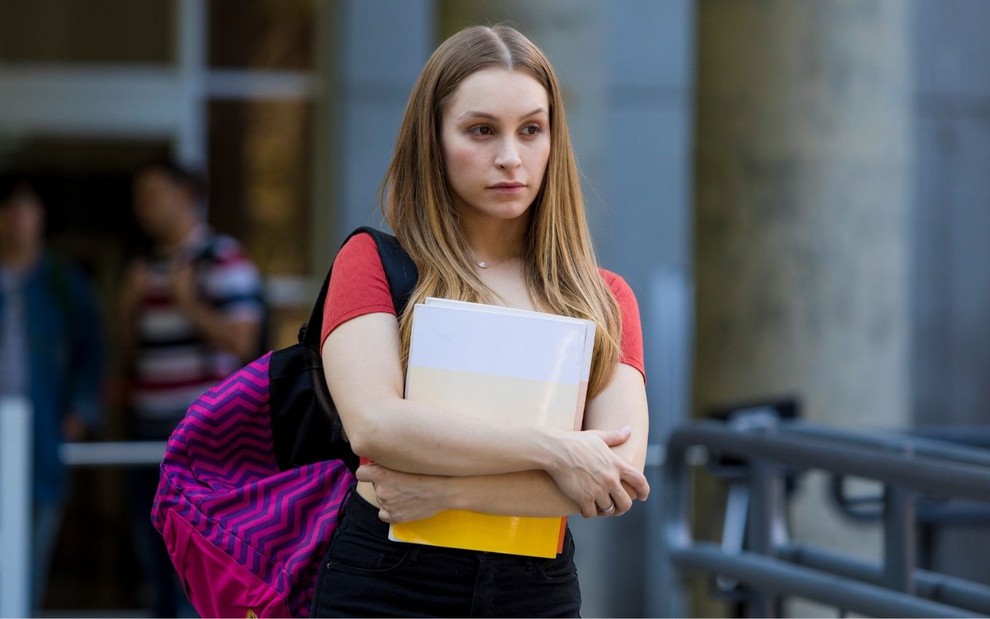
3, 137, 169, 614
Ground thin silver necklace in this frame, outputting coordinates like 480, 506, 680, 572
473, 255, 519, 269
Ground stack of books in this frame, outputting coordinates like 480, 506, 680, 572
388, 298, 596, 558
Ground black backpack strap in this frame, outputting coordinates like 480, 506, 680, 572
364, 227, 419, 315
300, 226, 417, 349
269, 227, 416, 471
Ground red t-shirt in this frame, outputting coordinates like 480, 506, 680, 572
321, 232, 646, 380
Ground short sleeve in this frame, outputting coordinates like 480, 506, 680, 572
600, 269, 646, 382
320, 232, 396, 347
202, 237, 264, 322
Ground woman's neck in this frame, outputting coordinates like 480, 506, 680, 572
458, 213, 528, 265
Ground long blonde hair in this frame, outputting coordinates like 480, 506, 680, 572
382, 24, 622, 397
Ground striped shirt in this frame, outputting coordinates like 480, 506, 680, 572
131, 226, 263, 435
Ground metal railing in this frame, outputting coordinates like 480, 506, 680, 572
0, 396, 166, 618
659, 419, 990, 617
59, 441, 166, 468
0, 398, 31, 619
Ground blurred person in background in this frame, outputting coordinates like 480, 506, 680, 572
119, 158, 264, 616
0, 173, 105, 613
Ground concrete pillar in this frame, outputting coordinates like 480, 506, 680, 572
694, 0, 912, 615
311, 0, 436, 272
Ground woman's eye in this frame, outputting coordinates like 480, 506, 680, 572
469, 125, 494, 136
521, 124, 543, 136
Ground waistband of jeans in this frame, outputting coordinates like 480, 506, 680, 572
341, 489, 392, 537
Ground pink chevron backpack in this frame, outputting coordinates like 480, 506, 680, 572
151, 228, 417, 618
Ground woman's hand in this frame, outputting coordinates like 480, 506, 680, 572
545, 426, 650, 519
356, 463, 452, 523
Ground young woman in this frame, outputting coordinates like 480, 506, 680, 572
313, 24, 650, 617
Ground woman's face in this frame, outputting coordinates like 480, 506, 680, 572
440, 68, 551, 225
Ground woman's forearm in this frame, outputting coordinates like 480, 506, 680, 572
349, 394, 565, 477
446, 470, 578, 517
324, 314, 628, 478
325, 313, 650, 517
362, 458, 645, 524
358, 465, 578, 522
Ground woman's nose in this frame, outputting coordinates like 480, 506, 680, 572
495, 138, 522, 169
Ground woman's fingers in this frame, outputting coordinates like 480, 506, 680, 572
590, 426, 651, 502
619, 461, 650, 502
610, 485, 634, 516
581, 498, 601, 519
594, 498, 616, 515
357, 464, 448, 523
566, 474, 634, 519
548, 428, 650, 518
596, 425, 632, 448
355, 463, 382, 483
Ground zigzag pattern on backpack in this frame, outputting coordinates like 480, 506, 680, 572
151, 227, 416, 618
152, 353, 356, 618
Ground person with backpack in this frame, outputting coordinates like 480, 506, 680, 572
119, 158, 265, 617
0, 173, 105, 612
313, 24, 651, 617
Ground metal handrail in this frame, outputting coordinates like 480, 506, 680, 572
58, 441, 166, 467
670, 422, 990, 501
660, 420, 990, 617
777, 542, 990, 615
784, 421, 990, 468
674, 544, 979, 618
0, 420, 166, 618
0, 398, 31, 618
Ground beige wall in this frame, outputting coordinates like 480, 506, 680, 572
693, 0, 912, 615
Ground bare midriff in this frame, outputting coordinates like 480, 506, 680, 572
356, 480, 381, 507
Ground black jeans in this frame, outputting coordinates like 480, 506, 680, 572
310, 492, 581, 617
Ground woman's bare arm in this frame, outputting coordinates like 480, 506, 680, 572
357, 364, 650, 522
323, 312, 649, 517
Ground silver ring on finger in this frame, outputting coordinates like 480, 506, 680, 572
596, 499, 616, 516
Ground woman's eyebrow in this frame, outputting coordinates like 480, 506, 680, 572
458, 108, 548, 122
